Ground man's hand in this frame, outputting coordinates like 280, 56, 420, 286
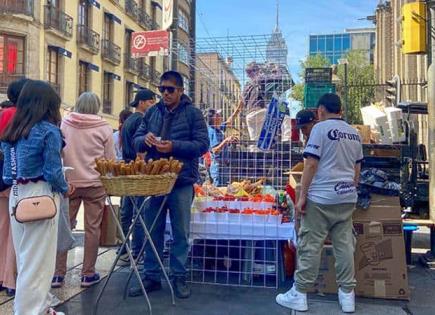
236, 97, 244, 113
295, 196, 307, 217
155, 140, 173, 153
145, 132, 158, 147
65, 183, 75, 198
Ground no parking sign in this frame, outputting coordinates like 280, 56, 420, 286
131, 31, 170, 58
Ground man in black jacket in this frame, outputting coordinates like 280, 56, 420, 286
130, 71, 209, 299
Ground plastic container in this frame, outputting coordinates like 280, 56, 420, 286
385, 107, 406, 143
361, 105, 392, 144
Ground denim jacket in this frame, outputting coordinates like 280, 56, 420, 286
1, 121, 68, 194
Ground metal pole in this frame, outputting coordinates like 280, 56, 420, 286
344, 63, 349, 121
428, 1, 435, 226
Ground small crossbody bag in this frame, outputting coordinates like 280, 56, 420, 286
10, 146, 57, 223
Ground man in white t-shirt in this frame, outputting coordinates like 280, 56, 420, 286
276, 94, 363, 313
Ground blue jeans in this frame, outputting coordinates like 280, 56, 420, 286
143, 185, 194, 281
119, 196, 147, 257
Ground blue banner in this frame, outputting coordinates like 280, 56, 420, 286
257, 96, 289, 151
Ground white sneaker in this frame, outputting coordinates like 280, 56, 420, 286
338, 288, 355, 313
275, 286, 308, 311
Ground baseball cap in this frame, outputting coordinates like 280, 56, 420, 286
129, 88, 156, 108
295, 110, 316, 128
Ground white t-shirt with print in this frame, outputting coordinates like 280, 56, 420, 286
303, 118, 364, 205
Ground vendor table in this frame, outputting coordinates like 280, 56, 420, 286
93, 195, 175, 315
176, 215, 297, 288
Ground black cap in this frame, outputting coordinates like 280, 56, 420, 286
296, 110, 315, 128
317, 93, 341, 114
129, 88, 155, 108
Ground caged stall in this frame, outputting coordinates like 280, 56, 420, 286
164, 34, 297, 288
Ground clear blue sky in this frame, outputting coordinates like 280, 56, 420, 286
196, 0, 379, 80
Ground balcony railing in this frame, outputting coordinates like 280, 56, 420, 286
49, 82, 61, 95
44, 5, 73, 38
102, 39, 121, 65
0, 0, 33, 16
138, 10, 153, 29
125, 0, 138, 20
77, 24, 100, 54
0, 73, 25, 93
152, 20, 160, 30
152, 70, 162, 85
102, 100, 112, 115
124, 53, 140, 73
139, 62, 151, 80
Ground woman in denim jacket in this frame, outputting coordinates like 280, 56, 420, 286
1, 80, 72, 315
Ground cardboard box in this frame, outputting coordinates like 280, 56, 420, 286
310, 195, 409, 300
352, 125, 371, 144
353, 194, 409, 300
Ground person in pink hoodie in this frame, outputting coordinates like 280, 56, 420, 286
52, 92, 115, 288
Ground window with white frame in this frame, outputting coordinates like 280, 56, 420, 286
178, 10, 189, 33
177, 42, 189, 65
182, 75, 189, 96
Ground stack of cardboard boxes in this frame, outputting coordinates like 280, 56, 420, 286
312, 194, 410, 300
289, 165, 409, 300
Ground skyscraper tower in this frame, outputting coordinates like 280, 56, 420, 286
266, 0, 288, 66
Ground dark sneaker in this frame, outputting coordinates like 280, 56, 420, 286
81, 273, 101, 288
173, 277, 191, 299
51, 276, 65, 289
128, 278, 162, 297
6, 288, 15, 297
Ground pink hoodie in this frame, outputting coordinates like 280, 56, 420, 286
61, 112, 115, 188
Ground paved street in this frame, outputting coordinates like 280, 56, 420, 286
52, 230, 435, 315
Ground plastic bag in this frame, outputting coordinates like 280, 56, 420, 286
57, 195, 75, 253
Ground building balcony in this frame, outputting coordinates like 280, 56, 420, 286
102, 100, 112, 115
124, 53, 140, 73
77, 24, 100, 54
102, 39, 121, 65
0, 73, 25, 93
138, 10, 152, 29
125, 0, 138, 21
152, 20, 160, 30
152, 70, 162, 86
44, 5, 73, 39
139, 62, 151, 80
0, 0, 33, 17
49, 82, 61, 95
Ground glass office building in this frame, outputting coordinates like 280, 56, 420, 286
309, 28, 375, 65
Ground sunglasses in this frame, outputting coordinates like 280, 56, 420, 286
158, 86, 179, 94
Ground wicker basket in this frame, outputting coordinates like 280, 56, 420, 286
100, 173, 177, 197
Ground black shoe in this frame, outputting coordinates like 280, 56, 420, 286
128, 279, 162, 297
6, 288, 15, 297
173, 277, 191, 299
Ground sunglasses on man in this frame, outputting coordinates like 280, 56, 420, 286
158, 86, 181, 94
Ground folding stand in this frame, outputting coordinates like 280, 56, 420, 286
93, 195, 175, 315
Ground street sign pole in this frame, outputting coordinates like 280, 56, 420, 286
427, 1, 435, 252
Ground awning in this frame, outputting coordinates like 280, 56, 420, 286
127, 80, 143, 90
105, 12, 121, 25
48, 45, 72, 58
86, 0, 100, 9
151, 1, 162, 10
105, 71, 121, 81
79, 60, 99, 72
